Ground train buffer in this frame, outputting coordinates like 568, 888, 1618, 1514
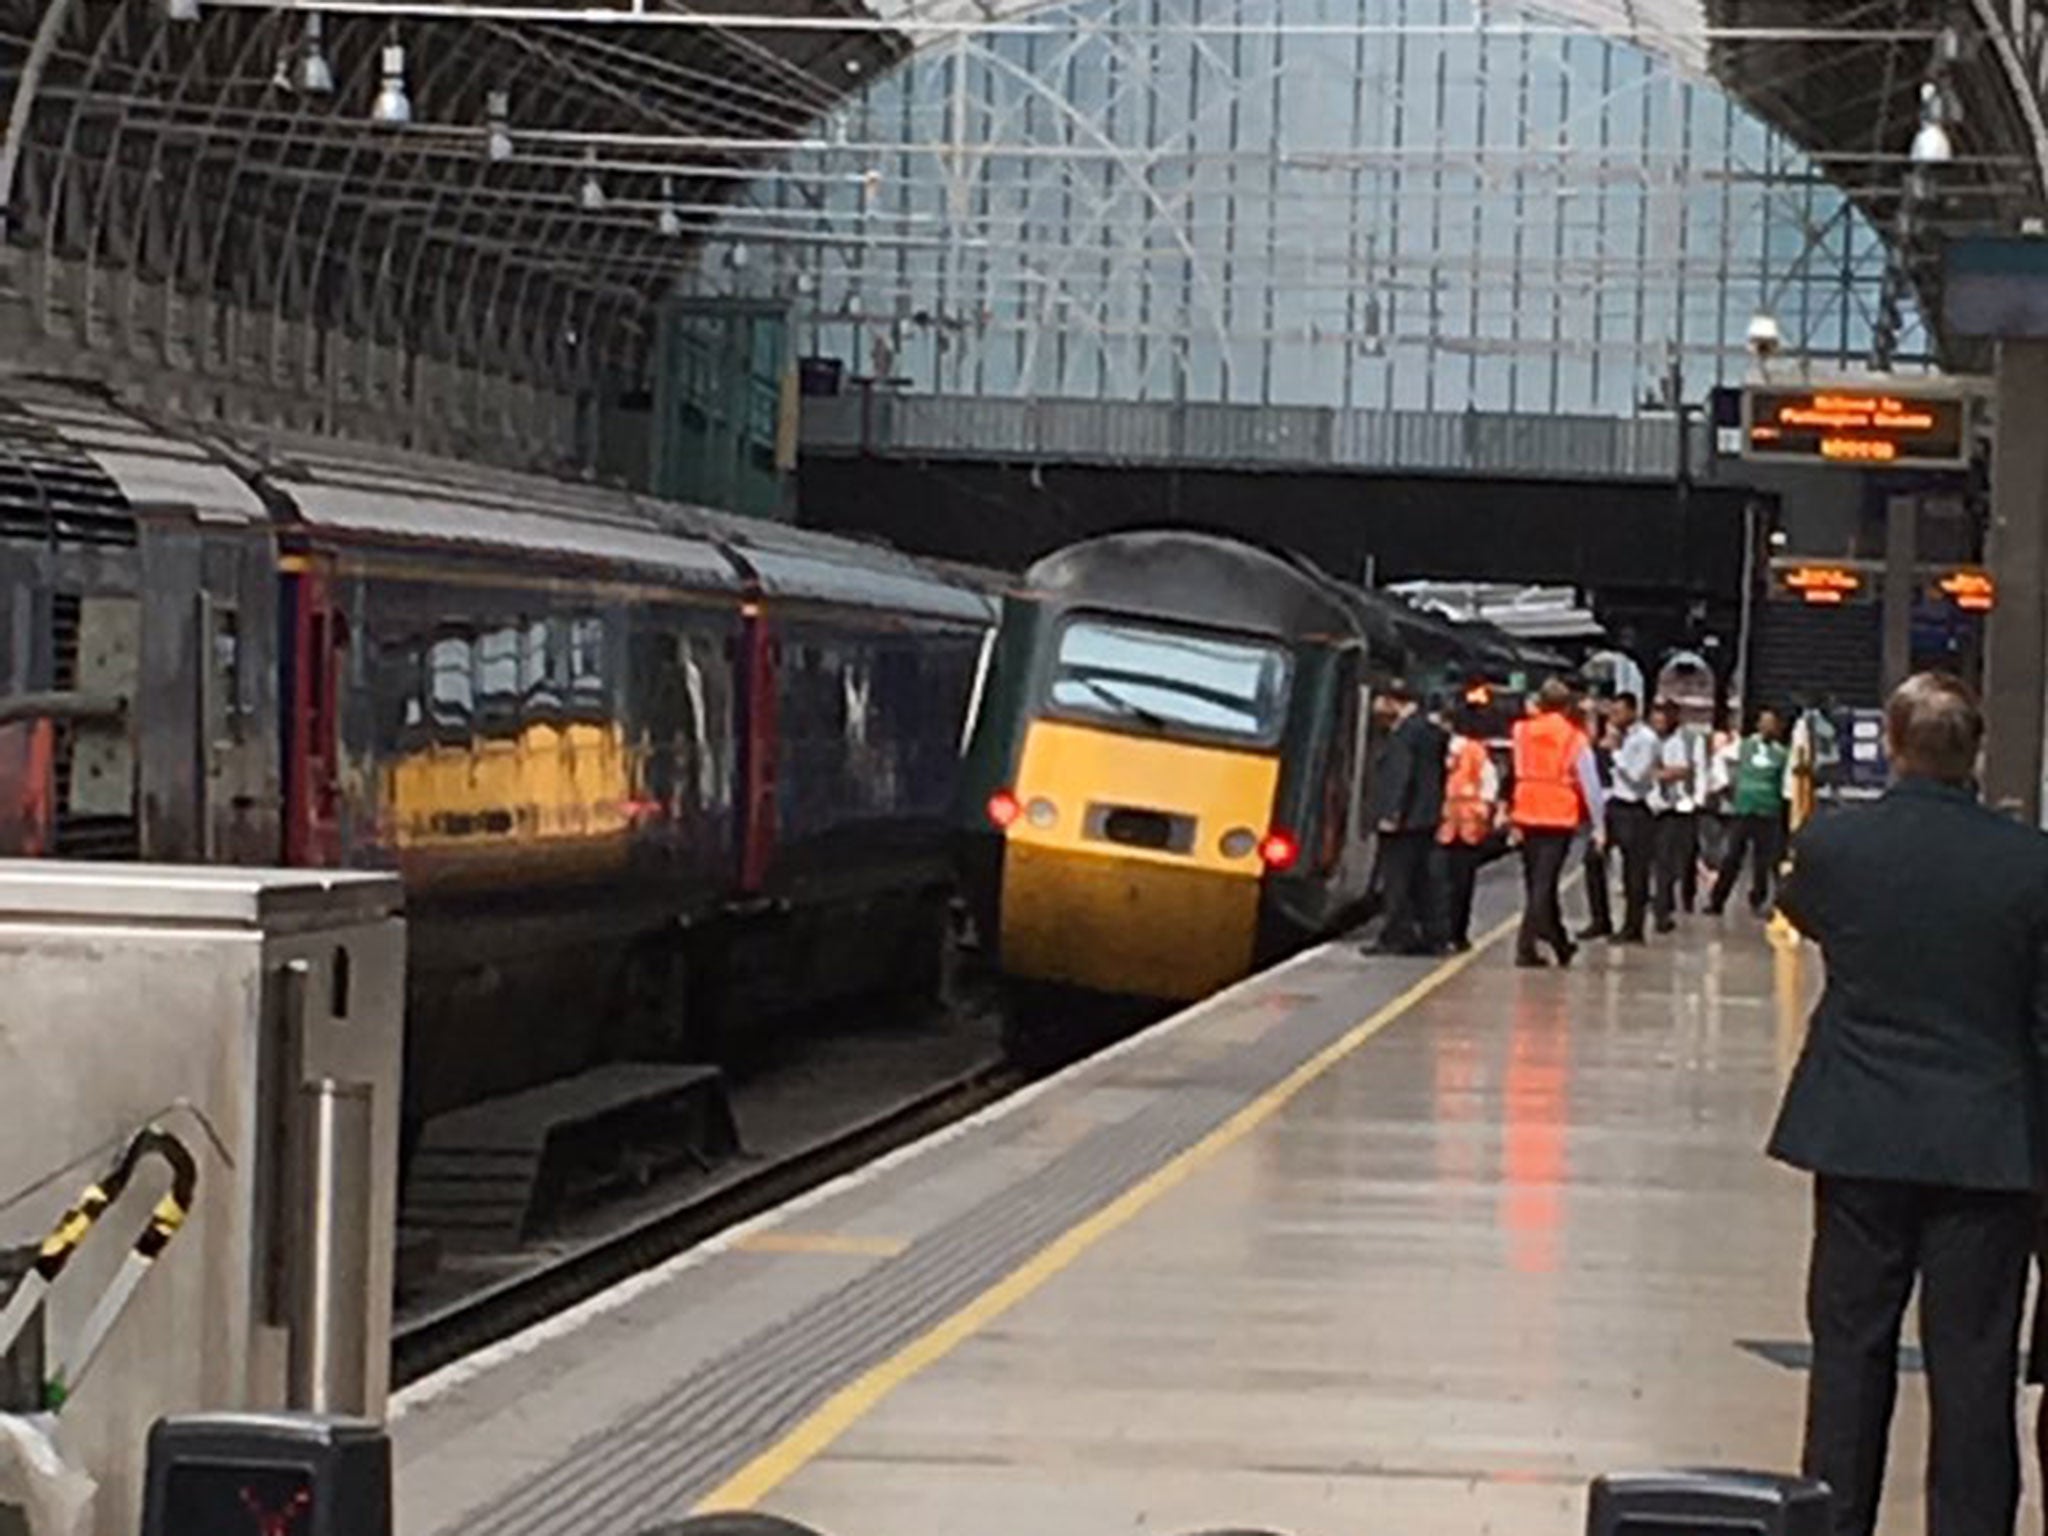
402, 1064, 740, 1250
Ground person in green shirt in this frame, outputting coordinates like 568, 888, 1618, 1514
1707, 707, 1790, 917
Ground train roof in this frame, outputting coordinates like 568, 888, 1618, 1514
1023, 529, 1364, 644
1016, 527, 1580, 681
0, 377, 995, 624
257, 442, 745, 592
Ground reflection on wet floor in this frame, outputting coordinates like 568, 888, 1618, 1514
767, 918, 1904, 1536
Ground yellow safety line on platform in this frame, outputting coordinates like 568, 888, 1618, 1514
692, 910, 1521, 1513
732, 1232, 911, 1258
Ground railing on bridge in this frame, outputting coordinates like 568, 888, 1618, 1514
798, 392, 1693, 481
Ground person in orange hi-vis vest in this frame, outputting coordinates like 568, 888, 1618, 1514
1437, 703, 1506, 952
1509, 677, 1605, 968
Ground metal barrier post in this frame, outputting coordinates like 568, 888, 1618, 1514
288, 1081, 375, 1415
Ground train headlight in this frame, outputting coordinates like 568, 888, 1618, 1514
1220, 827, 1258, 860
1025, 797, 1059, 828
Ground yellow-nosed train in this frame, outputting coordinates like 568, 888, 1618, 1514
956, 529, 1561, 1047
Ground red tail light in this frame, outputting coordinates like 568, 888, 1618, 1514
987, 790, 1022, 829
1259, 830, 1299, 871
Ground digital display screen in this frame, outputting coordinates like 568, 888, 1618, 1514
1742, 387, 1970, 469
163, 1464, 315, 1536
1934, 569, 1996, 612
1774, 564, 1868, 606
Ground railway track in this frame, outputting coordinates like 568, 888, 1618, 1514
392, 1059, 1019, 1388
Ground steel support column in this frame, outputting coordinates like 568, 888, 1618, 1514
1984, 340, 2048, 823
1882, 493, 1916, 694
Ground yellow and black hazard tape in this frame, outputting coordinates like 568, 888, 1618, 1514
0, 1125, 200, 1406
33, 1185, 115, 1282
30, 1126, 195, 1279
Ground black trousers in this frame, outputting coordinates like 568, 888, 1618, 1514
1708, 811, 1786, 914
1804, 1176, 2035, 1536
1699, 807, 1725, 865
1652, 811, 1698, 925
1606, 801, 1653, 940
1378, 830, 1440, 950
1516, 829, 1573, 960
1442, 841, 1488, 946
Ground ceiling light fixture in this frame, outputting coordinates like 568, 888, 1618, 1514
371, 42, 411, 125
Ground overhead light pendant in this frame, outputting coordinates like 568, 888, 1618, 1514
579, 149, 607, 212
299, 13, 334, 95
656, 176, 683, 237
485, 90, 514, 163
1910, 79, 1953, 166
371, 42, 411, 125
163, 0, 201, 22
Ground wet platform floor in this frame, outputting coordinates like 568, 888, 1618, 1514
393, 896, 1998, 1536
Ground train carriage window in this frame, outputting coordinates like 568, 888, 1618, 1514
427, 633, 473, 737
569, 616, 607, 717
522, 619, 563, 719
375, 633, 425, 747
1048, 616, 1291, 745
476, 626, 520, 733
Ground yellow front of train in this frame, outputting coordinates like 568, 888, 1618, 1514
979, 610, 1300, 1001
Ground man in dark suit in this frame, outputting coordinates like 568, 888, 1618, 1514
1366, 681, 1448, 955
1769, 672, 2048, 1536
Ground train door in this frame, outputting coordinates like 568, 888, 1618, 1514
1316, 646, 1378, 900
282, 555, 346, 865
1337, 651, 1379, 907
135, 512, 281, 863
1356, 651, 1405, 912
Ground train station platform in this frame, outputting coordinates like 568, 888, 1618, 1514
389, 890, 1919, 1536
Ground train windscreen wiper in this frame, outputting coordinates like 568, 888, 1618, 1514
1070, 674, 1171, 732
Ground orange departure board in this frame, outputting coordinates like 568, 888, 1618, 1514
1777, 564, 1867, 605
1934, 569, 1996, 612
1741, 386, 1970, 469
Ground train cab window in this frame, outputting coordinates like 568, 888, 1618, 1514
1047, 617, 1290, 744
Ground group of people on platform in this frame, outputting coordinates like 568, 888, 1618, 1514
1384, 667, 2048, 1536
1363, 675, 1794, 968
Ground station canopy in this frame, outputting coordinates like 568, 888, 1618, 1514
2, 0, 2041, 430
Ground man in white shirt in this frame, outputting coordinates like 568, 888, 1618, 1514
1648, 699, 1701, 933
1604, 692, 1659, 944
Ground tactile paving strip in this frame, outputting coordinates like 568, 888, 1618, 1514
447, 943, 1482, 1536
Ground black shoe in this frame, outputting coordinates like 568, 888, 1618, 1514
1514, 951, 1549, 969
1750, 903, 1772, 919
1704, 904, 1725, 917
1655, 918, 1676, 934
1576, 924, 1612, 941
1612, 930, 1646, 945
